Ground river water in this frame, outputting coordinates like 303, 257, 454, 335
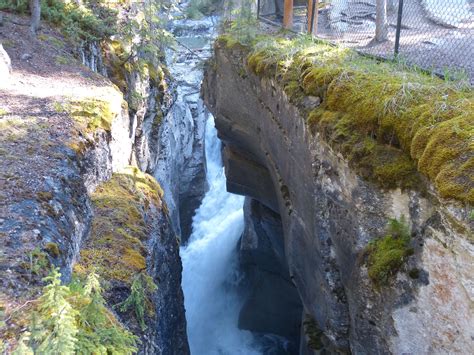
169, 5, 289, 353
181, 115, 262, 354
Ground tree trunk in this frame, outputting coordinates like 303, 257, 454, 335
283, 0, 294, 29
387, 0, 397, 14
375, 0, 388, 42
30, 0, 41, 35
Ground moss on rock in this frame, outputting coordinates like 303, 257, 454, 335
67, 99, 116, 133
220, 33, 474, 205
75, 166, 164, 284
364, 217, 413, 286
44, 242, 60, 258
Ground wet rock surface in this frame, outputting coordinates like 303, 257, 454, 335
203, 42, 473, 354
153, 16, 218, 242
239, 198, 302, 352
147, 210, 189, 355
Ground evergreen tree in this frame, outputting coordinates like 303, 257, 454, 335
36, 269, 78, 354
12, 269, 138, 354
119, 272, 157, 331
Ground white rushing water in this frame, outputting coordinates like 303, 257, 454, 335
181, 115, 262, 355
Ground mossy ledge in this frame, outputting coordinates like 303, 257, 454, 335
75, 166, 164, 282
217, 34, 473, 205
74, 166, 164, 329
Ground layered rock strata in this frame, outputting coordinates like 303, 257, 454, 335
203, 39, 473, 354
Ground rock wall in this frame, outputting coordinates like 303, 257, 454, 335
66, 72, 191, 353
153, 17, 217, 242
202, 42, 473, 354
239, 197, 302, 353
76, 167, 189, 354
0, 16, 189, 351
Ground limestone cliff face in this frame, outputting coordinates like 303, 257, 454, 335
239, 197, 303, 353
0, 16, 189, 352
153, 18, 216, 242
202, 42, 473, 354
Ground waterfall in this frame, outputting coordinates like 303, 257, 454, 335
181, 115, 261, 355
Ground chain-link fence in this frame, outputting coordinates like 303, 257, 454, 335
257, 0, 474, 83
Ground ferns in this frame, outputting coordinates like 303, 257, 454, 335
386, 216, 410, 240
13, 269, 138, 354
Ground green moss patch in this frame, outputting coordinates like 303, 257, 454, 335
302, 314, 325, 350
220, 33, 474, 204
364, 217, 413, 286
44, 242, 60, 257
66, 99, 116, 134
75, 166, 164, 284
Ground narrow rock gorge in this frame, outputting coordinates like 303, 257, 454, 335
1, 1, 473, 354
202, 37, 473, 354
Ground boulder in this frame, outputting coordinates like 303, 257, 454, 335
0, 43, 11, 83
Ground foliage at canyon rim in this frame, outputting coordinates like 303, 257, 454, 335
218, 33, 473, 205
0, 0, 173, 90
10, 269, 137, 354
0, 0, 117, 42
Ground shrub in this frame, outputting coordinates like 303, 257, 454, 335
41, 0, 118, 43
186, 0, 221, 19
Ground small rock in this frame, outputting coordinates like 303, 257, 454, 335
0, 43, 11, 80
303, 95, 321, 109
20, 53, 32, 61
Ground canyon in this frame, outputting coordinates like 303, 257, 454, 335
1, 2, 473, 355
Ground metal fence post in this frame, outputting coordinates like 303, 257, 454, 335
308, 0, 319, 35
394, 0, 404, 56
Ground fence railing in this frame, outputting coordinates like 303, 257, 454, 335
256, 0, 474, 83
